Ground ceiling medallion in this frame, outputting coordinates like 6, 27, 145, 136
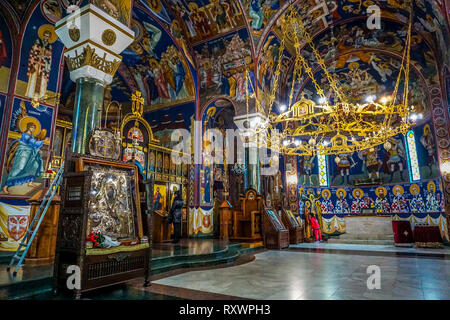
102, 29, 117, 46
68, 24, 80, 42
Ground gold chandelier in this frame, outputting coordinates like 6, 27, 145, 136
247, 3, 417, 156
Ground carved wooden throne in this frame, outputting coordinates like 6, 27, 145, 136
230, 189, 262, 242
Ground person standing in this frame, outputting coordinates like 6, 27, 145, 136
168, 190, 183, 243
310, 214, 322, 242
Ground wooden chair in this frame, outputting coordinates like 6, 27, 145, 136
230, 189, 262, 242
262, 205, 289, 250
281, 209, 303, 244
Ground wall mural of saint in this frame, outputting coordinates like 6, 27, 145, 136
1, 101, 47, 195
25, 24, 57, 102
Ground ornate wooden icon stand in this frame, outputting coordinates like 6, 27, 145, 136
53, 132, 151, 298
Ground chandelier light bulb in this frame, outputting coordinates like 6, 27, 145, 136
365, 95, 376, 103
317, 97, 327, 104
280, 104, 287, 112
308, 138, 316, 145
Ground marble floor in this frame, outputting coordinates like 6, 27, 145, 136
151, 250, 450, 300
290, 242, 450, 257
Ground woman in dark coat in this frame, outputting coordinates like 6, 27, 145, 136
168, 190, 183, 243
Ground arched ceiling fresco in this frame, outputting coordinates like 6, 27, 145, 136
4, 0, 448, 116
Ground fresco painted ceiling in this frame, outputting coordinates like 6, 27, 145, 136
25, 0, 448, 114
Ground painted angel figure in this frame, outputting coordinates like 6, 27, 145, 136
2, 101, 46, 194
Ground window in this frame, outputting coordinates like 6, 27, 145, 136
405, 130, 420, 182
318, 154, 329, 187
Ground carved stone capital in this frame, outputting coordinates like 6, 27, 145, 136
55, 4, 134, 84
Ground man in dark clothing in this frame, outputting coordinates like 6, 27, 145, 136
168, 190, 183, 243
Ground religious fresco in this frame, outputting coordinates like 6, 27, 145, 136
194, 28, 254, 104
40, 0, 62, 23
89, 0, 133, 26
0, 13, 12, 94
120, 7, 195, 110
297, 179, 449, 240
257, 32, 292, 107
299, 52, 432, 114
242, 0, 285, 37
268, 0, 448, 63
0, 199, 31, 251
14, 7, 64, 106
0, 99, 53, 197
296, 119, 439, 187
200, 101, 217, 206
300, 179, 445, 216
144, 102, 194, 149
165, 0, 245, 45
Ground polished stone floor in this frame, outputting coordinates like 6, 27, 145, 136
153, 239, 231, 258
152, 250, 450, 300
290, 242, 450, 257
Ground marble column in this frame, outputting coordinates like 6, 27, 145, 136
234, 113, 265, 193
55, 4, 134, 153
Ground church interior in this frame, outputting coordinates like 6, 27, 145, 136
0, 0, 449, 302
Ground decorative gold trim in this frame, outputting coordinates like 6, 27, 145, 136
65, 39, 122, 60
66, 44, 122, 76
102, 29, 117, 46
55, 7, 134, 39
56, 119, 73, 129
86, 243, 149, 256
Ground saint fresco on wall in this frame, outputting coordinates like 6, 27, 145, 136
25, 24, 57, 102
15, 7, 64, 106
304, 179, 445, 216
1, 99, 53, 197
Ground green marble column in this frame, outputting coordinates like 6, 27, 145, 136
71, 78, 105, 154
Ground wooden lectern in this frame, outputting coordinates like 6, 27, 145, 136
262, 205, 289, 250
280, 209, 303, 244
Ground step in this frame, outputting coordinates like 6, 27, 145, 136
327, 238, 394, 245
338, 233, 394, 240
0, 276, 53, 300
